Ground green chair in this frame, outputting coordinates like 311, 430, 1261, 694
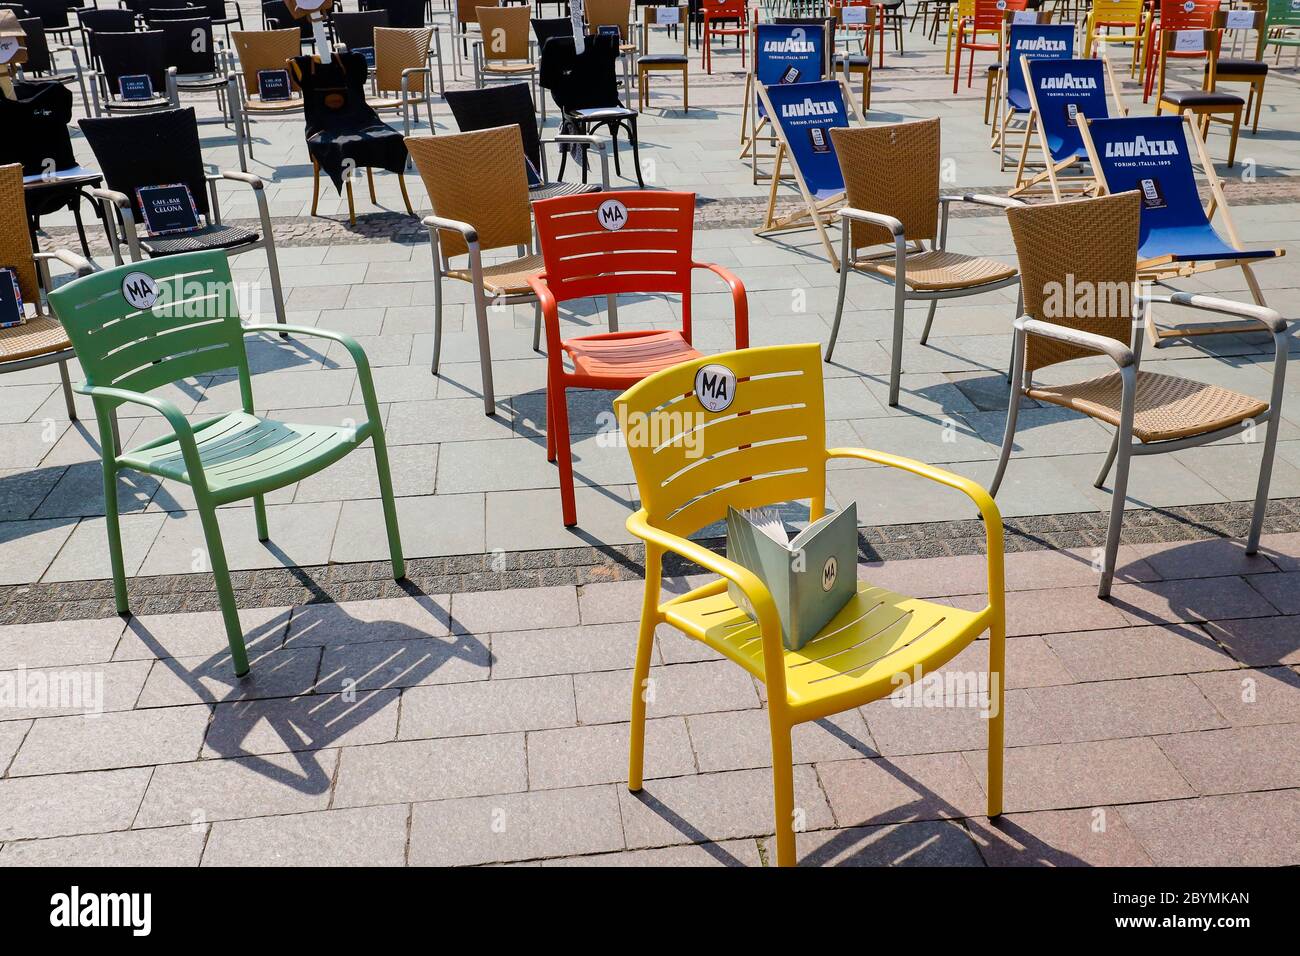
1265, 0, 1300, 64
48, 249, 405, 677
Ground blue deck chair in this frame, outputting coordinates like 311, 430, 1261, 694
741, 20, 831, 185
992, 20, 1074, 170
755, 76, 863, 270
1010, 56, 1125, 200
1079, 112, 1284, 343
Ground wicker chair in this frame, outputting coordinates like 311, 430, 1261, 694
452, 0, 498, 75
825, 118, 1022, 407
231, 28, 304, 154
88, 29, 179, 116
0, 162, 96, 422
79, 107, 289, 328
407, 125, 620, 416
371, 25, 441, 135
14, 16, 90, 115
991, 191, 1288, 598
76, 8, 137, 65
155, 17, 236, 120
637, 3, 688, 110
472, 5, 539, 115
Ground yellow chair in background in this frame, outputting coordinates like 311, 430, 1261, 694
616, 343, 1007, 867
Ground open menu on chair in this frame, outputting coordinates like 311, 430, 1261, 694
0, 267, 24, 329
725, 502, 858, 652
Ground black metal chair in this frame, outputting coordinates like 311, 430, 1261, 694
540, 32, 644, 186
77, 8, 139, 64
89, 29, 178, 115
531, 14, 571, 54
155, 17, 233, 119
23, 0, 78, 44
360, 0, 426, 29
262, 0, 313, 42
79, 106, 289, 326
444, 82, 608, 196
332, 7, 388, 53
15, 16, 90, 115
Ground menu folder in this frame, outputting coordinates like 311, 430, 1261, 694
726, 503, 858, 652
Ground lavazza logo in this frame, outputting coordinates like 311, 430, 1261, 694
1105, 136, 1179, 158
1042, 72, 1098, 90
763, 38, 814, 53
50, 886, 152, 936
781, 98, 838, 118
1015, 37, 1067, 52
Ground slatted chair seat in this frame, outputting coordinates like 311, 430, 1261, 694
139, 223, 260, 256
0, 316, 73, 362
120, 412, 360, 502
563, 329, 701, 384
1027, 370, 1268, 444
664, 583, 984, 709
446, 253, 544, 295
855, 248, 1018, 291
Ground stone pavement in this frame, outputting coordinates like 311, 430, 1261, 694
1, 5, 1298, 865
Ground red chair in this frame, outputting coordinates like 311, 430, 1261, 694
527, 191, 749, 527
1142, 0, 1219, 102
701, 0, 749, 75
954, 0, 1028, 93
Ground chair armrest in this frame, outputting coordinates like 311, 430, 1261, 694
1014, 316, 1135, 368
222, 169, 266, 190
422, 214, 478, 246
826, 447, 1005, 600
939, 193, 1024, 211
626, 508, 787, 694
838, 205, 904, 236
242, 324, 383, 427
77, 385, 197, 456
89, 186, 131, 209
33, 249, 97, 277
548, 134, 608, 152
1142, 292, 1286, 335
692, 261, 749, 349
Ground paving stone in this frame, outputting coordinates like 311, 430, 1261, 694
398, 675, 575, 740
965, 808, 1154, 867
0, 768, 152, 841
1043, 624, 1240, 682
1244, 570, 1300, 615
203, 689, 401, 758
1202, 615, 1300, 666
687, 709, 877, 772
527, 717, 695, 790
1117, 790, 1300, 866
448, 585, 579, 634
816, 752, 990, 826
0, 826, 208, 867
1108, 577, 1282, 626
574, 660, 762, 725
765, 819, 986, 867
489, 622, 644, 679
1003, 546, 1159, 590
858, 554, 992, 598
0, 659, 152, 721
408, 784, 625, 865
1188, 666, 1300, 727
10, 705, 211, 776
861, 688, 1053, 756
618, 765, 833, 849
331, 493, 487, 561
1154, 724, 1300, 795
0, 618, 126, 670
0, 719, 30, 771
135, 749, 340, 828
114, 607, 293, 662
543, 839, 763, 867
286, 595, 453, 645
136, 646, 323, 708
318, 634, 489, 692
653, 623, 726, 664
202, 805, 409, 867
962, 738, 1196, 813
332, 734, 526, 807
1132, 537, 1280, 580
1026, 675, 1228, 744
949, 585, 1131, 636
944, 635, 1076, 688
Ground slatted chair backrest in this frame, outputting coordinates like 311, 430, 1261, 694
444, 82, 544, 172
79, 106, 212, 219
95, 29, 170, 95
405, 125, 533, 258
831, 118, 940, 252
231, 28, 300, 95
971, 0, 1027, 32
1005, 190, 1140, 374
0, 163, 40, 303
1091, 0, 1145, 26
156, 16, 217, 74
531, 189, 697, 303
614, 343, 828, 540
48, 248, 254, 408
331, 8, 389, 51
1266, 0, 1300, 28
373, 25, 432, 92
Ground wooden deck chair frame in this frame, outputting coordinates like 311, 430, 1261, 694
739, 18, 834, 185
988, 11, 1058, 171
617, 343, 1007, 867
1009, 53, 1126, 200
1077, 111, 1285, 345
753, 76, 865, 271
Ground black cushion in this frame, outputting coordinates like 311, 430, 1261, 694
1160, 89, 1244, 108
638, 53, 687, 64
835, 54, 872, 67
141, 224, 259, 256
987, 61, 1002, 72
1211, 59, 1268, 76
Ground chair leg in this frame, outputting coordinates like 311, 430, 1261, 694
1098, 436, 1133, 599
1227, 108, 1241, 167
986, 607, 1006, 818
553, 382, 577, 527
989, 331, 1024, 497
470, 284, 495, 415
825, 257, 851, 361
262, 240, 289, 329
606, 294, 619, 333
682, 66, 689, 111
918, 299, 939, 345
1094, 430, 1119, 488
196, 502, 251, 677
367, 166, 377, 205
311, 159, 321, 217
253, 494, 268, 541
532, 301, 543, 353
627, 563, 660, 792
345, 179, 357, 225
58, 359, 77, 420
769, 718, 797, 867
887, 283, 907, 406
545, 370, 557, 463
398, 172, 414, 216
101, 449, 129, 617
371, 429, 407, 580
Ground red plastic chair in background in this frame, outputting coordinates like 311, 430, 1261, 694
1142, 0, 1220, 102
527, 191, 750, 527
701, 0, 749, 74
954, 0, 1028, 92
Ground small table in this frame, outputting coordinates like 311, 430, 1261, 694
23, 170, 105, 258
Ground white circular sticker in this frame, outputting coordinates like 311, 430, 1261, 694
996, 0, 1006, 8
822, 556, 838, 592
1183, 0, 1195, 10
694, 364, 736, 413
121, 272, 160, 310
597, 199, 628, 231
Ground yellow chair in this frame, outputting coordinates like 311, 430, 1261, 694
1083, 0, 1148, 76
616, 343, 1007, 867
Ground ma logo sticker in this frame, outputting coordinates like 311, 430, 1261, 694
822, 556, 838, 591
597, 199, 628, 231
694, 363, 736, 413
121, 272, 160, 310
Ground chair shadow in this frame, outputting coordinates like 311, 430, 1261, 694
126, 591, 490, 795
